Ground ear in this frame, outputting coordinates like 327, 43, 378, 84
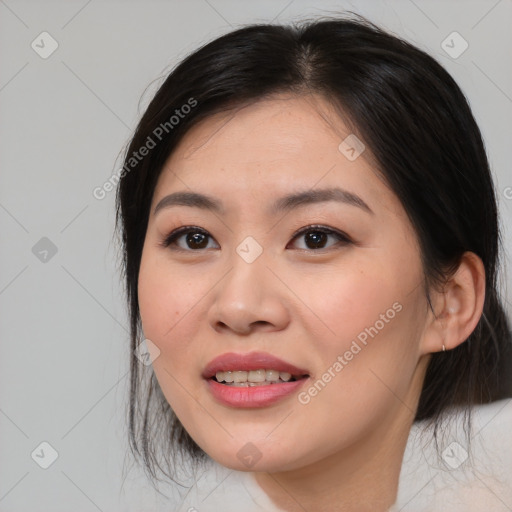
420, 252, 486, 355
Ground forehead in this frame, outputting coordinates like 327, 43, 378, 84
152, 94, 394, 216
169, 94, 351, 167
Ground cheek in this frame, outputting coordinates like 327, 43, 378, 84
137, 250, 204, 357
137, 252, 208, 418
289, 262, 400, 347
291, 257, 424, 392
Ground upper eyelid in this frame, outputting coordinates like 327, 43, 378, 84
162, 225, 215, 245
289, 224, 350, 239
166, 224, 345, 238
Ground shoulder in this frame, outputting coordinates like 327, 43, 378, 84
396, 399, 512, 512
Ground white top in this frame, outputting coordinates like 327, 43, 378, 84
172, 399, 512, 511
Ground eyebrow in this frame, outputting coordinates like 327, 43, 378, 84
270, 187, 373, 215
153, 187, 373, 216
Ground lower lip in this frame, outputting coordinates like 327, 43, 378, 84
205, 378, 309, 408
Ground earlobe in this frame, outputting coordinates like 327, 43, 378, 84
420, 252, 486, 355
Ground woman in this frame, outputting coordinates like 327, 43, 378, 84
116, 15, 512, 511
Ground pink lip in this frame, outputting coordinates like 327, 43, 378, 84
202, 351, 310, 408
202, 351, 309, 378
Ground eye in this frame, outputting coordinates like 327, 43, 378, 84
160, 224, 351, 252
160, 226, 219, 251
287, 225, 352, 251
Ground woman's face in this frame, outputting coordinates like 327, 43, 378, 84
138, 94, 431, 472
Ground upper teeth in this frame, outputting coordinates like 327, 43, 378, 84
216, 369, 293, 383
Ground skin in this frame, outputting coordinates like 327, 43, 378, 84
137, 93, 485, 511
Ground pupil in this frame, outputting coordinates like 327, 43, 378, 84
306, 231, 327, 249
187, 232, 208, 249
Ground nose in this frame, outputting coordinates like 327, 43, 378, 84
207, 252, 290, 336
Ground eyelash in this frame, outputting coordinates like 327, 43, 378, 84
160, 224, 353, 252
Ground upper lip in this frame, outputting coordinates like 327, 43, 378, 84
202, 351, 310, 379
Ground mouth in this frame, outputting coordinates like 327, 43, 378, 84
202, 351, 310, 407
202, 351, 310, 385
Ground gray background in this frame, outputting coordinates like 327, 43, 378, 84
1, 0, 511, 510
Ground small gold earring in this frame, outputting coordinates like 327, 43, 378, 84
442, 344, 446, 352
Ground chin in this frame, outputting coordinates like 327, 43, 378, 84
212, 452, 294, 473
199, 436, 307, 473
